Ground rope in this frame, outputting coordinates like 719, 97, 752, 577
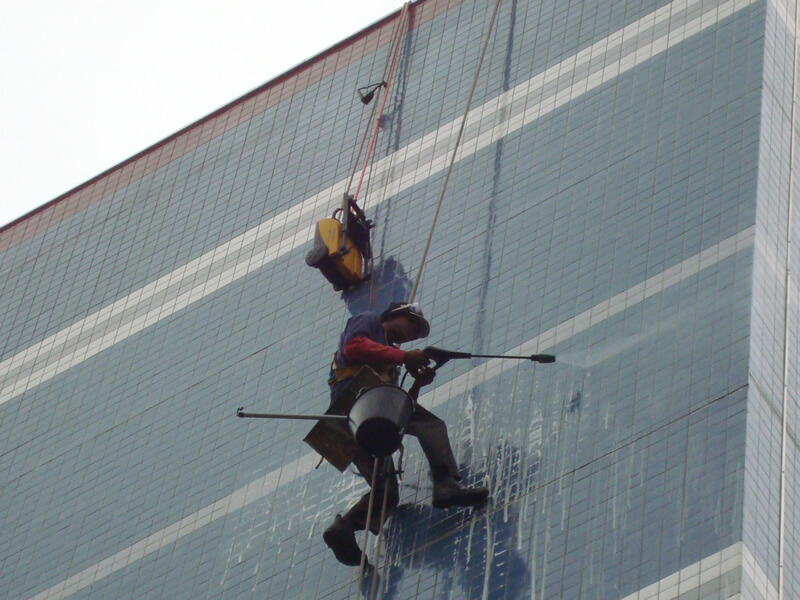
354, 456, 394, 600
355, 459, 381, 597
344, 4, 407, 197
778, 2, 800, 595
369, 459, 393, 600
352, 2, 411, 202
409, 0, 504, 303
349, 5, 504, 594
345, 91, 381, 199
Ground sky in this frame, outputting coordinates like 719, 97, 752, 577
0, 0, 403, 229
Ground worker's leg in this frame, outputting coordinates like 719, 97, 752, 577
323, 452, 398, 566
405, 403, 489, 509
404, 403, 461, 480
343, 452, 399, 533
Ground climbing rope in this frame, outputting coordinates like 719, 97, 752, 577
352, 3, 505, 594
409, 0, 504, 303
369, 475, 393, 600
344, 3, 408, 197
328, 2, 410, 286
356, 459, 382, 594
354, 457, 393, 600
351, 2, 411, 203
345, 90, 382, 199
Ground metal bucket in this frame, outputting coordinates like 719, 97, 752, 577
348, 385, 413, 457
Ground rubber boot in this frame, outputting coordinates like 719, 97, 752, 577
432, 476, 490, 510
323, 514, 368, 567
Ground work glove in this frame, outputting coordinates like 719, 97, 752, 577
403, 349, 430, 370
411, 366, 436, 386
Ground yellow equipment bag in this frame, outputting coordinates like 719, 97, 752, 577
305, 218, 364, 290
306, 194, 373, 291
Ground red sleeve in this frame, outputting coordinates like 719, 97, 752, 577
343, 336, 405, 365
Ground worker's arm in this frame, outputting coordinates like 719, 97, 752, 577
343, 337, 430, 369
343, 336, 404, 364
407, 366, 436, 400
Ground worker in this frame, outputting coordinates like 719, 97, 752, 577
323, 302, 490, 566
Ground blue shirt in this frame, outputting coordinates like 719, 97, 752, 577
330, 312, 393, 398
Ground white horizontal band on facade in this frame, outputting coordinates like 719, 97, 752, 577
27, 225, 755, 600
615, 542, 776, 600
0, 0, 754, 407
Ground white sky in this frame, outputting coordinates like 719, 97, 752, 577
0, 0, 403, 229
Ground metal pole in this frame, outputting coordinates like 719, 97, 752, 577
235, 408, 347, 421
466, 353, 556, 363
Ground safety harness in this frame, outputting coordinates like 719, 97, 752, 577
328, 354, 398, 387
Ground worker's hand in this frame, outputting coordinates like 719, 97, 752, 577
411, 366, 436, 386
403, 349, 430, 370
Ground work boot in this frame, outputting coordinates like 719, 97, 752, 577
323, 515, 367, 567
432, 477, 490, 510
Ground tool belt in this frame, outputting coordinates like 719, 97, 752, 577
304, 366, 387, 472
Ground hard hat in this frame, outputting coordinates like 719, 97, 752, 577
380, 302, 430, 338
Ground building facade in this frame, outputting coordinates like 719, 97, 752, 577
0, 0, 796, 598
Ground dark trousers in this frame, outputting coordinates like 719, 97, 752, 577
343, 403, 460, 533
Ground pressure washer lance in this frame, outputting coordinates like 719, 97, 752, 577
423, 346, 556, 370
